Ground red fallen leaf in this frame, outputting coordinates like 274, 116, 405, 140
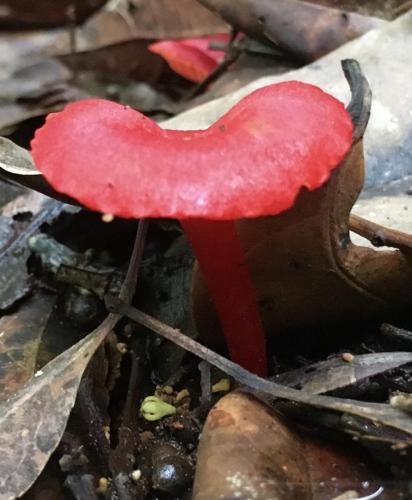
31, 80, 352, 375
148, 34, 229, 82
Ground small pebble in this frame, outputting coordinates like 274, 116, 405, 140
130, 469, 142, 482
102, 213, 114, 223
342, 352, 354, 362
116, 342, 128, 354
96, 477, 109, 495
175, 388, 190, 402
152, 457, 192, 495
161, 385, 174, 395
212, 378, 231, 393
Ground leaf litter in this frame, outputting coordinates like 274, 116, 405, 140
0, 1, 410, 498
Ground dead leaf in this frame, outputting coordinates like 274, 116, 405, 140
193, 392, 386, 499
0, 294, 56, 401
82, 0, 227, 44
198, 0, 384, 62
0, 315, 118, 500
0, 137, 80, 203
0, 195, 67, 312
193, 391, 311, 499
0, 137, 37, 175
0, 31, 63, 76
0, 0, 107, 28
60, 40, 169, 83
273, 352, 412, 394
0, 1, 226, 78
0, 58, 85, 136
306, 0, 408, 19
0, 215, 31, 310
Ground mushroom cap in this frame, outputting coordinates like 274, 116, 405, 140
31, 82, 353, 220
149, 35, 228, 82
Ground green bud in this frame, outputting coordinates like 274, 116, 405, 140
140, 396, 177, 421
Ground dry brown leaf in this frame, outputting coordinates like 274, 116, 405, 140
198, 0, 384, 62
0, 0, 107, 28
0, 137, 81, 203
0, 294, 56, 401
273, 352, 412, 394
306, 0, 408, 19
52, 0, 228, 54
194, 392, 385, 499
0, 315, 118, 500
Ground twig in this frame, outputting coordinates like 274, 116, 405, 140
0, 199, 64, 261
349, 213, 412, 253
65, 474, 98, 500
381, 323, 412, 344
66, 5, 77, 57
109, 352, 142, 476
393, 1, 412, 17
77, 379, 110, 472
105, 297, 412, 434
184, 29, 241, 100
199, 361, 212, 407
118, 219, 149, 304
186, 50, 241, 100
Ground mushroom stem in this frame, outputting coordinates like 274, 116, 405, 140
181, 219, 267, 376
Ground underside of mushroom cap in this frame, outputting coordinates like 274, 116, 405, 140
31, 82, 353, 220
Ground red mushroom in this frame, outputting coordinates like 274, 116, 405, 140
149, 34, 229, 83
31, 73, 354, 376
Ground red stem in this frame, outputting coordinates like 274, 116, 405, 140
181, 219, 267, 376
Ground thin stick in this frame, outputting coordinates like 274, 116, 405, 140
105, 297, 412, 434
184, 29, 241, 100
118, 219, 149, 304
381, 323, 412, 344
350, 213, 412, 253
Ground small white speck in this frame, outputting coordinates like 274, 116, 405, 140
130, 470, 141, 482
35, 370, 43, 377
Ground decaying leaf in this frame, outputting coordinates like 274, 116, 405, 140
193, 391, 311, 499
0, 137, 38, 175
0, 1, 226, 79
0, 0, 107, 28
0, 294, 56, 401
47, 0, 227, 57
306, 0, 408, 19
80, 0, 227, 44
0, 137, 79, 203
273, 352, 412, 394
0, 58, 85, 136
193, 392, 386, 499
0, 315, 118, 500
0, 192, 68, 312
0, 215, 32, 310
198, 0, 385, 62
